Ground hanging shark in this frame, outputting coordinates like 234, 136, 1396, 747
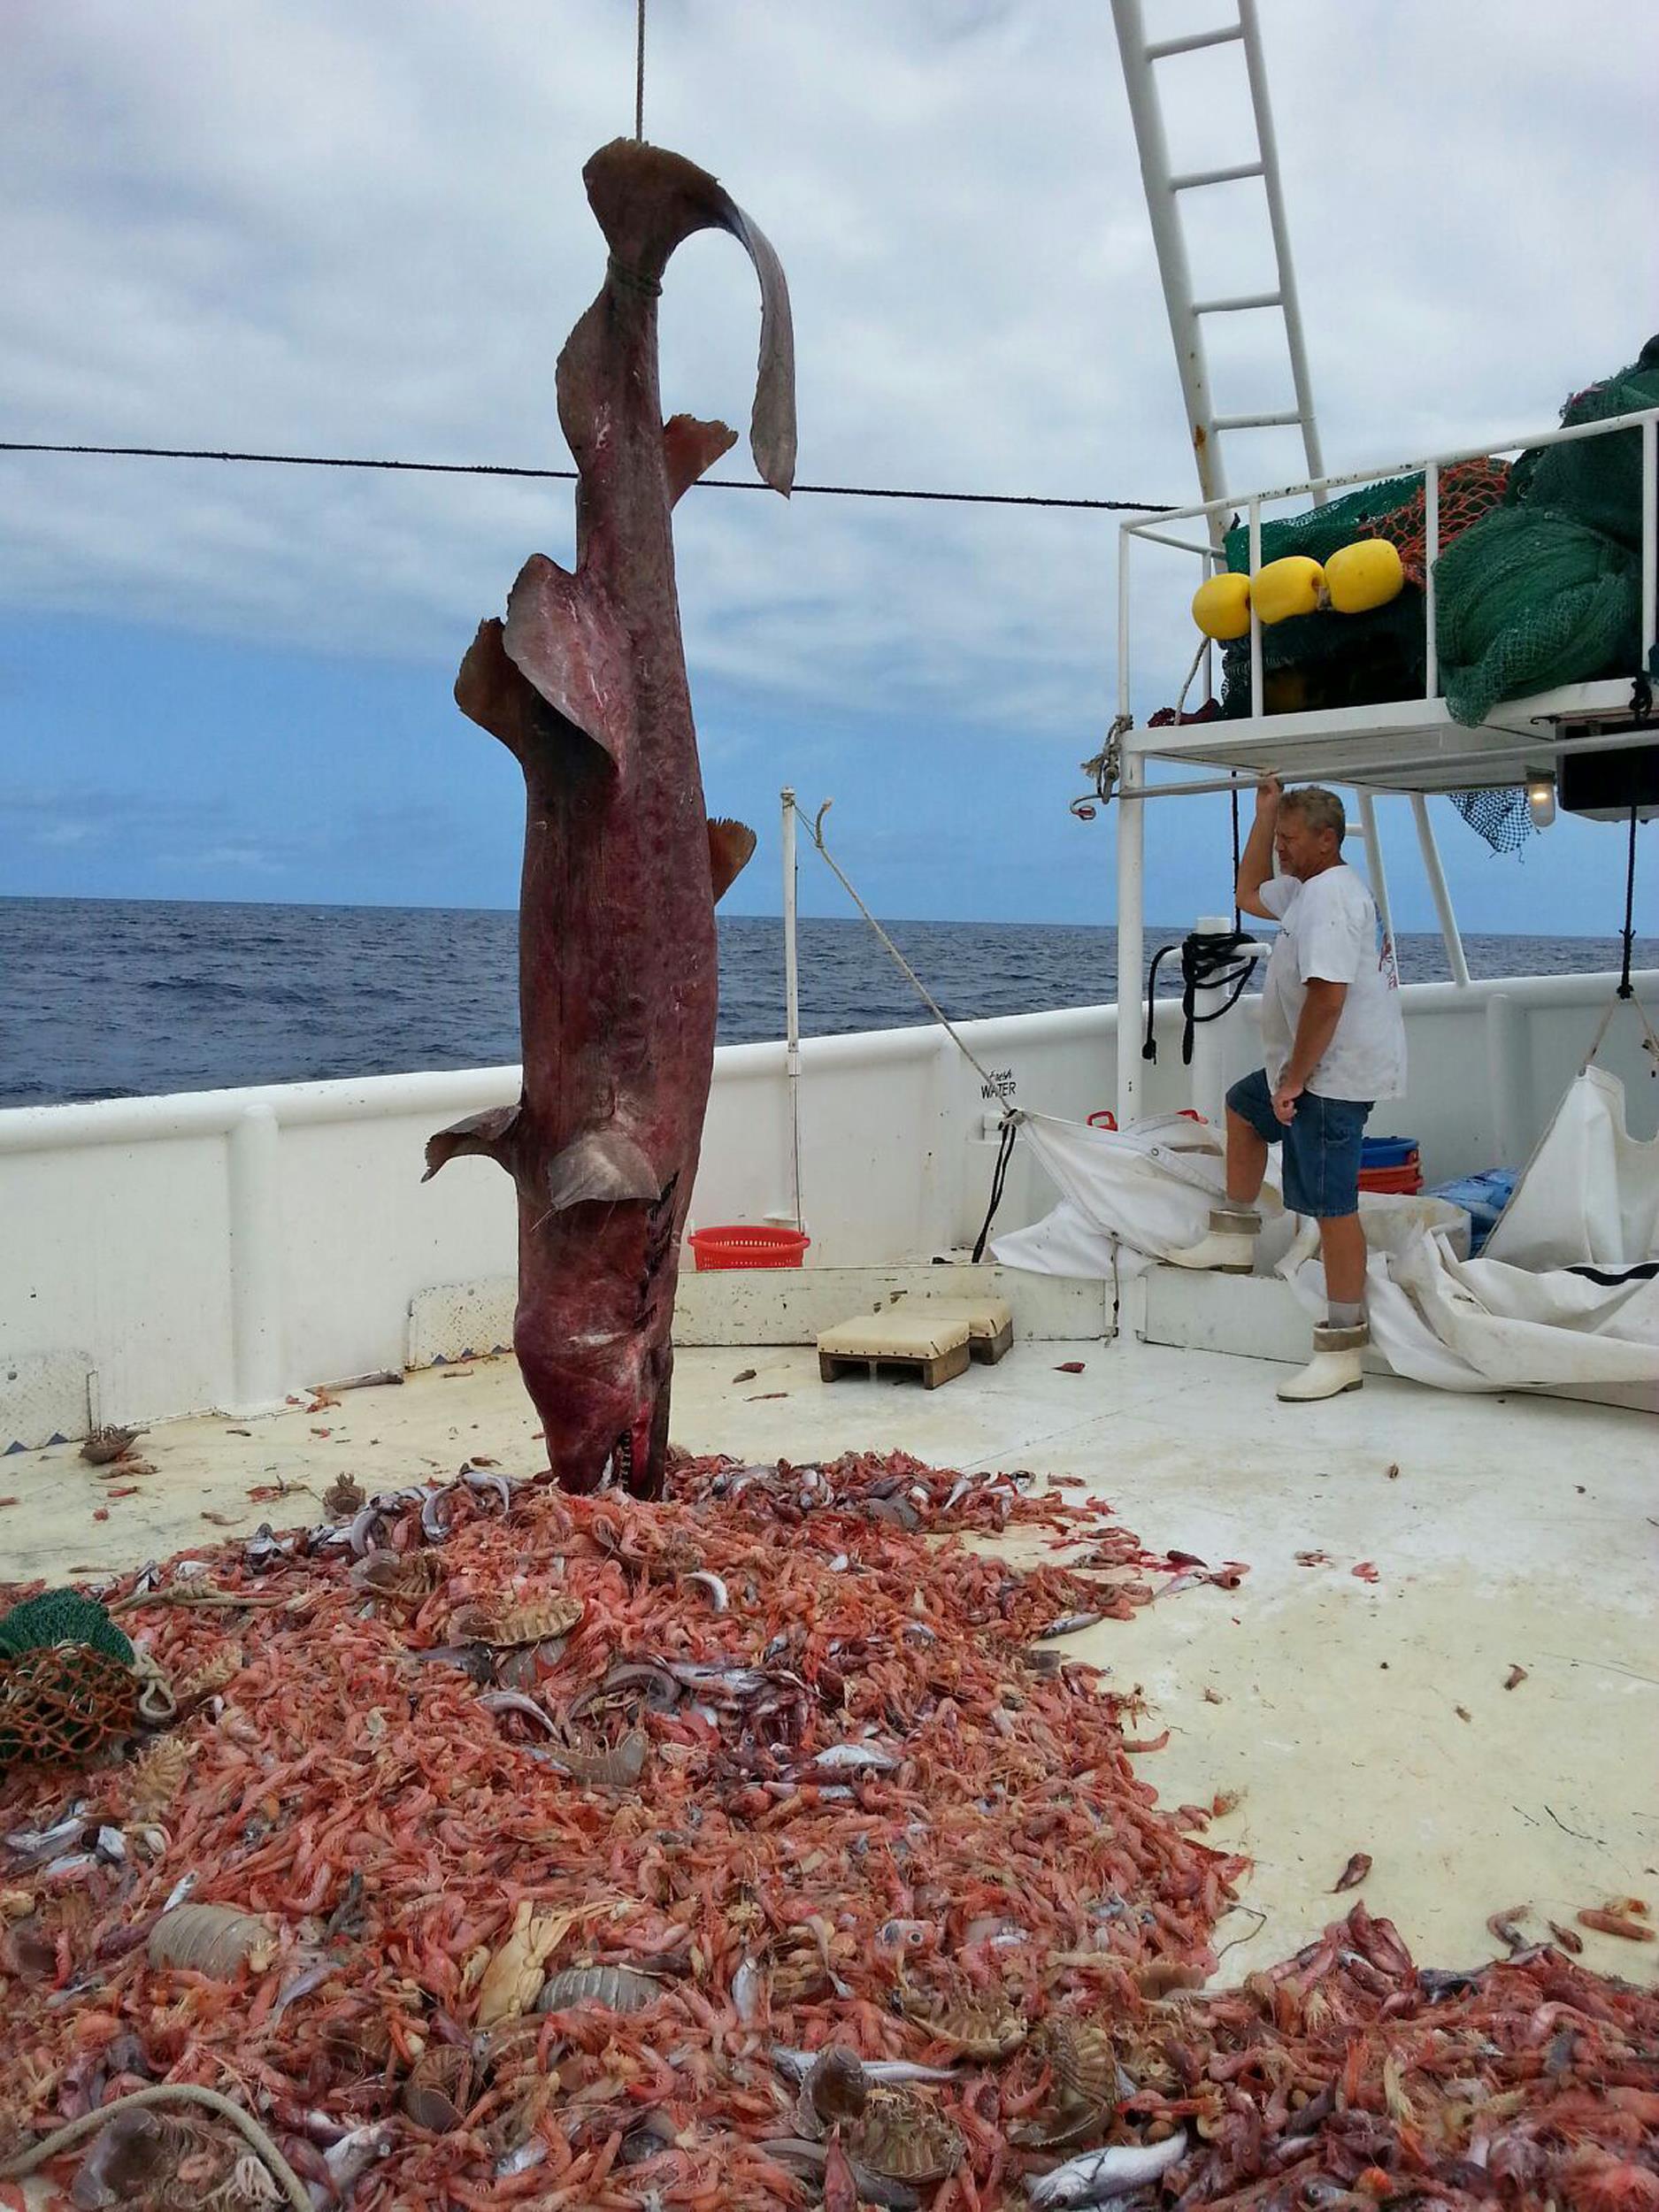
424, 139, 795, 1497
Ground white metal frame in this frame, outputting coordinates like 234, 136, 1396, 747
1117, 405, 1659, 779
1112, 404, 1659, 1122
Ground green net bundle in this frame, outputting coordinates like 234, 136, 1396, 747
1221, 472, 1425, 575
0, 1590, 137, 1771
1434, 507, 1641, 728
1432, 337, 1655, 726
1211, 340, 1654, 733
1506, 335, 1659, 550
0, 1588, 133, 1663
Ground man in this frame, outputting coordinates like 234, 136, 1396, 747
1169, 779, 1407, 1402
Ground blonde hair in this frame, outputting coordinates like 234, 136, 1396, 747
1279, 785, 1346, 841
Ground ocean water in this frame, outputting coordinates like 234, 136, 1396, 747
2, 896, 1655, 1110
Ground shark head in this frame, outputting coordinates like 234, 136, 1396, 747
514, 1215, 676, 1501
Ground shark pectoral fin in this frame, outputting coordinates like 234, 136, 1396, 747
708, 817, 757, 903
545, 1129, 662, 1213
501, 554, 630, 774
423, 1103, 521, 1181
665, 414, 738, 505
455, 619, 547, 760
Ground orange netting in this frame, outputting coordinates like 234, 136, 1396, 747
1373, 456, 1511, 588
0, 1643, 140, 1769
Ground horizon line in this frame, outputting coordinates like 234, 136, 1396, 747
0, 889, 1649, 945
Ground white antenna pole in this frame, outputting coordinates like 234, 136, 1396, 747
780, 787, 803, 1229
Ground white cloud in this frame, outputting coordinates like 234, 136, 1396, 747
156, 842, 280, 874
0, 0, 1654, 770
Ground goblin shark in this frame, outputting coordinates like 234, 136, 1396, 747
425, 139, 795, 1497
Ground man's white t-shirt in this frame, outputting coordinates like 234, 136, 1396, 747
1257, 864, 1407, 1102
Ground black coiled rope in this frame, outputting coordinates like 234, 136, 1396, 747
1142, 928, 1260, 1069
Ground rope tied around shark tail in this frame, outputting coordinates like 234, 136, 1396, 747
605, 253, 664, 299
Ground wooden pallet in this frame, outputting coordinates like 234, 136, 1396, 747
818, 1338, 972, 1390
957, 1312, 1013, 1363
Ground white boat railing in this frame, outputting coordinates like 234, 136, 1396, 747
4, 966, 1655, 1440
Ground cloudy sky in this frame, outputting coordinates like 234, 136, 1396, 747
1, 0, 1655, 936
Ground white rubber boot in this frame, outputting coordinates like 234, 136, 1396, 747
1277, 1321, 1368, 1402
1165, 1206, 1261, 1274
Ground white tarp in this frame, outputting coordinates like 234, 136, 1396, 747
1285, 1234, 1659, 1393
1483, 1065, 1659, 1269
1275, 1062, 1658, 1394
989, 1111, 1283, 1281
994, 1079, 1659, 1398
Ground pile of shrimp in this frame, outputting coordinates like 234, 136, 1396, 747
1, 1450, 1654, 2211
1137, 1901, 1659, 2211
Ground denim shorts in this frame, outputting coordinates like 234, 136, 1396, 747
1226, 1068, 1373, 1219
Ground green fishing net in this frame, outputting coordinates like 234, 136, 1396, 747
1433, 506, 1641, 728
1506, 336, 1659, 551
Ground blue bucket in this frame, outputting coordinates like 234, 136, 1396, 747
1361, 1135, 1418, 1167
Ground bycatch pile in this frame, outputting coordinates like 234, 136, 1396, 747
1, 1451, 1655, 2209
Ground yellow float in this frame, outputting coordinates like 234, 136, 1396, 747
1190, 572, 1252, 641
1252, 555, 1325, 625
1322, 536, 1405, 614
1189, 540, 1407, 641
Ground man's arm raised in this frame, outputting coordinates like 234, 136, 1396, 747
1236, 776, 1281, 919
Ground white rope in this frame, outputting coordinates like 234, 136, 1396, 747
1580, 986, 1659, 1075
0, 2085, 311, 2212
1173, 634, 1207, 716
803, 801, 1002, 1091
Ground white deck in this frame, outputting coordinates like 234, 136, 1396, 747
7, 1327, 1655, 1992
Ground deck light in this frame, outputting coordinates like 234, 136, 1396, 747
1525, 778, 1556, 829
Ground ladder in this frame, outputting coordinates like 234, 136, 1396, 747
1110, 0, 1326, 540
1107, 0, 1476, 1038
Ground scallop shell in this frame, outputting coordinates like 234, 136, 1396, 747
847, 2087, 966, 2185
448, 1594, 584, 1647
796, 2046, 868, 2136
400, 2044, 473, 2133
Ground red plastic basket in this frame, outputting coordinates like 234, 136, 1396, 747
1357, 1163, 1424, 1195
687, 1224, 811, 1271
